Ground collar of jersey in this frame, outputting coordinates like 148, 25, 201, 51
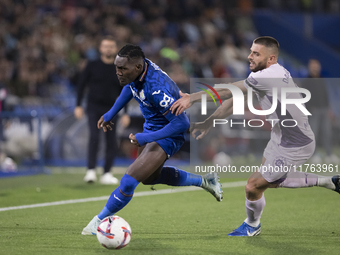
131, 60, 148, 89
138, 60, 148, 82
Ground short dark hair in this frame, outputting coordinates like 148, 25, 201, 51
117, 44, 145, 61
254, 36, 280, 53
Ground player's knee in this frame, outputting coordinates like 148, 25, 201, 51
245, 183, 255, 196
245, 175, 270, 198
245, 180, 261, 196
119, 174, 139, 195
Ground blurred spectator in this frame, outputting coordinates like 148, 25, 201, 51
0, 0, 260, 102
75, 36, 123, 185
221, 35, 249, 78
1, 0, 338, 163
301, 59, 339, 164
254, 0, 340, 12
0, 83, 6, 141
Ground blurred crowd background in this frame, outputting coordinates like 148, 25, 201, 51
1, 0, 340, 171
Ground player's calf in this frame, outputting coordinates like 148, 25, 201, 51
144, 166, 203, 187
96, 174, 139, 221
277, 172, 340, 192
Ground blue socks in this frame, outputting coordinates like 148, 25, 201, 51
98, 167, 202, 220
98, 174, 139, 220
149, 166, 202, 187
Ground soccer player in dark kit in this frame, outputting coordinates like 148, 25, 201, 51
82, 44, 223, 235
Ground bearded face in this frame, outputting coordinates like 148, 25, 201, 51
248, 43, 272, 72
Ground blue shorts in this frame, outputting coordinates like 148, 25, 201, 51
142, 128, 185, 159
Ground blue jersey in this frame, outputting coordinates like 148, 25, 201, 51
128, 58, 181, 132
102, 58, 187, 157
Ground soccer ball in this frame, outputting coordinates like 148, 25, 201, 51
97, 216, 132, 249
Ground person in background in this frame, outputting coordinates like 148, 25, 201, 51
0, 83, 7, 142
301, 59, 339, 164
74, 36, 126, 185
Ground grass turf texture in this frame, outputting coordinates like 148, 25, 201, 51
0, 169, 339, 255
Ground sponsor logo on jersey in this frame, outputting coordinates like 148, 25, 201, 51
139, 89, 146, 100
129, 86, 151, 107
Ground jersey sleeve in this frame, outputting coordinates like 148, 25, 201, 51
244, 69, 276, 94
148, 81, 177, 115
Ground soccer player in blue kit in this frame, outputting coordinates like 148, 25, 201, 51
82, 44, 223, 235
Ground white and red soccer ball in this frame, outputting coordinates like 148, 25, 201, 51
96, 216, 131, 250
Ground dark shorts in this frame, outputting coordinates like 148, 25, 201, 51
142, 128, 185, 159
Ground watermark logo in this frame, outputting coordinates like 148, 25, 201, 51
200, 83, 311, 116
197, 82, 222, 115
199, 83, 311, 128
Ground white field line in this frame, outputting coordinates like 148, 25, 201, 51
0, 181, 246, 212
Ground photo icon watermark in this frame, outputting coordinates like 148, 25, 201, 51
189, 78, 340, 178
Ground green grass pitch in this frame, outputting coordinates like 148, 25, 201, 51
0, 169, 339, 255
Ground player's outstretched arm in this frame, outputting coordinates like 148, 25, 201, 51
191, 97, 235, 140
170, 80, 246, 116
98, 85, 133, 132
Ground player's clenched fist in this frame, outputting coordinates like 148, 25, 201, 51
97, 116, 114, 132
129, 133, 140, 146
